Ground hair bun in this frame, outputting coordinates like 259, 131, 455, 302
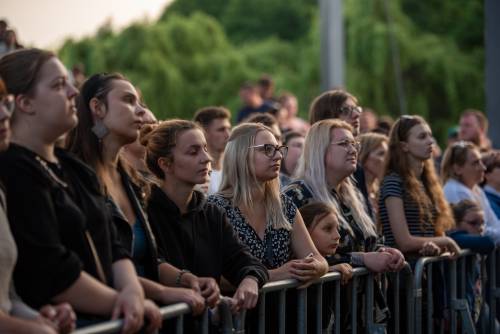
139, 123, 159, 146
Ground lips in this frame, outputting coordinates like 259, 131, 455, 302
198, 168, 209, 175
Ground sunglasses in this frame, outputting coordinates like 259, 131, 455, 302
249, 144, 288, 158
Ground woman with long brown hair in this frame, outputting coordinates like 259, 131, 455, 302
68, 73, 206, 315
379, 115, 460, 256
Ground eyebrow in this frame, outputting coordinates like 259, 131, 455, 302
49, 75, 67, 83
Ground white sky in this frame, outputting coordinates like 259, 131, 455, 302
1, 0, 173, 49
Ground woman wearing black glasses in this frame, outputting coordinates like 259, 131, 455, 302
208, 122, 327, 283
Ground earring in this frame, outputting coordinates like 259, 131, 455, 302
91, 120, 109, 140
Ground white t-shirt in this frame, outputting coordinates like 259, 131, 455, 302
443, 178, 500, 244
208, 169, 223, 195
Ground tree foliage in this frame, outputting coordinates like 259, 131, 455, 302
58, 0, 484, 144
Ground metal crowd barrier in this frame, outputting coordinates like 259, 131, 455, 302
73, 248, 500, 334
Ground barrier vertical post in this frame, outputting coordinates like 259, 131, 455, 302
297, 288, 307, 334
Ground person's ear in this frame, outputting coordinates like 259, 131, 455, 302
453, 164, 464, 178
89, 97, 106, 119
400, 141, 409, 153
15, 94, 35, 115
158, 157, 173, 174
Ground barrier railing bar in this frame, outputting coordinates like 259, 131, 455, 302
257, 291, 266, 334
297, 288, 307, 334
315, 282, 323, 334
334, 279, 340, 334
278, 289, 286, 334
351, 274, 358, 334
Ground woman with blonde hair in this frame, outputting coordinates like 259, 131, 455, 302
284, 119, 404, 272
208, 123, 328, 283
379, 115, 460, 256
283, 119, 404, 331
441, 141, 500, 243
358, 132, 389, 217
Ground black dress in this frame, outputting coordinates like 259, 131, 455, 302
0, 144, 129, 308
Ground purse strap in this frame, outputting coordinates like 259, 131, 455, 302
85, 231, 107, 283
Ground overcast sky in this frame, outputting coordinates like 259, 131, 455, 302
2, 0, 173, 49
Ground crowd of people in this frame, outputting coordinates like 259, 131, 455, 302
0, 45, 499, 334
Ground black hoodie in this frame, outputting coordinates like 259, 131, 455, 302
146, 185, 268, 288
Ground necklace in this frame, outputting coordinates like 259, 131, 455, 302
35, 155, 68, 188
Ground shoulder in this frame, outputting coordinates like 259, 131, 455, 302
282, 180, 312, 208
207, 193, 232, 208
0, 145, 50, 187
380, 173, 403, 198
381, 173, 403, 187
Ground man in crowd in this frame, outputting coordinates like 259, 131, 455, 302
459, 109, 491, 151
194, 106, 232, 194
236, 82, 274, 123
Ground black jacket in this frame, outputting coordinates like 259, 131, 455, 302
109, 165, 164, 281
146, 185, 269, 287
0, 144, 129, 308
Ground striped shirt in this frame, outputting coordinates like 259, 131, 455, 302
378, 173, 436, 248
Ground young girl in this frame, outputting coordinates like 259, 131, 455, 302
448, 200, 497, 332
299, 202, 353, 283
299, 202, 353, 333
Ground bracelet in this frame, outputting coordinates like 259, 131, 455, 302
175, 269, 191, 286
245, 275, 260, 284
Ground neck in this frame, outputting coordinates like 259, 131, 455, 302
326, 170, 344, 192
209, 149, 223, 171
461, 178, 476, 190
10, 124, 57, 162
161, 178, 194, 214
250, 184, 265, 202
101, 137, 124, 172
407, 155, 424, 177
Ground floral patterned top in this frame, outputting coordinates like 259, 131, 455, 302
283, 180, 380, 266
207, 193, 297, 269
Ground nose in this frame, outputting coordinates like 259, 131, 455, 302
201, 149, 212, 164
480, 161, 486, 171
67, 82, 79, 99
136, 104, 146, 117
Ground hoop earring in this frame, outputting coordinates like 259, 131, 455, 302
91, 120, 109, 140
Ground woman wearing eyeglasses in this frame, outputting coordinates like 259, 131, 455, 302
284, 119, 404, 273
283, 119, 404, 331
441, 141, 500, 243
208, 123, 328, 283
